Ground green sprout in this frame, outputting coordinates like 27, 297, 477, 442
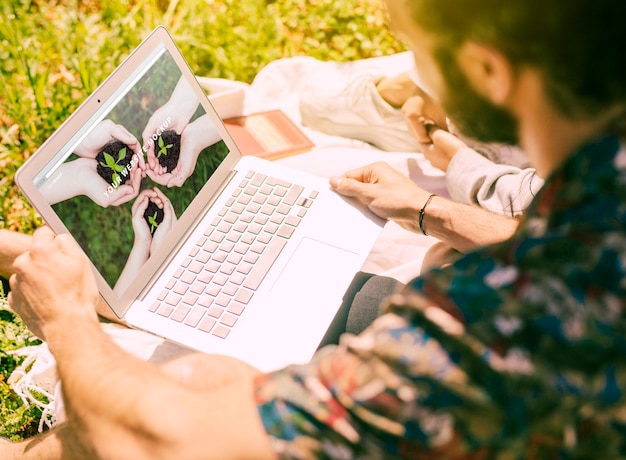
148, 211, 160, 233
156, 135, 173, 158
99, 147, 128, 188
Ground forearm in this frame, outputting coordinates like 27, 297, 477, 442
446, 148, 543, 217
187, 114, 221, 148
168, 77, 201, 122
43, 317, 273, 459
418, 196, 519, 253
114, 241, 149, 294
45, 317, 167, 451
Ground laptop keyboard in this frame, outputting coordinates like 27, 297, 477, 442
148, 170, 318, 340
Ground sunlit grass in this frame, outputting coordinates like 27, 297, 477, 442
0, 0, 406, 233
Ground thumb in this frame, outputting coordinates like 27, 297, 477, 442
329, 176, 367, 198
430, 127, 468, 152
401, 97, 430, 144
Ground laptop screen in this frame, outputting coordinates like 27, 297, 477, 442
34, 44, 232, 296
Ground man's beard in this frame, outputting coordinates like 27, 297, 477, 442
436, 48, 520, 145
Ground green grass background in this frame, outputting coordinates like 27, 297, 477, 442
0, 0, 406, 440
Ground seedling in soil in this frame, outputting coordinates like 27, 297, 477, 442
147, 211, 160, 233
155, 130, 181, 173
100, 147, 127, 188
143, 199, 165, 236
156, 135, 173, 158
96, 140, 135, 188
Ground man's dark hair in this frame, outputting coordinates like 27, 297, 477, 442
410, 0, 626, 122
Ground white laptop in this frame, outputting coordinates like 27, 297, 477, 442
15, 26, 384, 372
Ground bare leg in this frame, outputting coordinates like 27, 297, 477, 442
375, 72, 421, 108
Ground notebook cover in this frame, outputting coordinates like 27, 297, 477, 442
223, 109, 314, 160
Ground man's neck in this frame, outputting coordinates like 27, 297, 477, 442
512, 70, 620, 179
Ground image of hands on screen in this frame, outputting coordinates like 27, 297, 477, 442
47, 119, 145, 207
142, 76, 221, 188
114, 187, 178, 294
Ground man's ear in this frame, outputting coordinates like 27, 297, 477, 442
456, 42, 513, 104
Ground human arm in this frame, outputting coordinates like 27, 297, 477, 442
149, 187, 177, 254
114, 187, 178, 294
402, 96, 543, 217
113, 191, 154, 294
45, 157, 143, 207
142, 77, 200, 174
444, 146, 543, 217
73, 119, 144, 167
254, 286, 495, 458
330, 161, 519, 253
8, 226, 275, 459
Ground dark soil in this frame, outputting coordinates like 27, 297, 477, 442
96, 140, 135, 187
155, 130, 181, 173
143, 199, 165, 235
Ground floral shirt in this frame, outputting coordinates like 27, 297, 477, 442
255, 135, 626, 459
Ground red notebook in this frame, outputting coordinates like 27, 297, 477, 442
223, 109, 315, 160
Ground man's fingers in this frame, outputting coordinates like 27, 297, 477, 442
329, 176, 348, 194
402, 97, 432, 144
329, 176, 366, 198
27, 226, 55, 258
30, 226, 81, 258
430, 127, 468, 152
31, 225, 55, 246
55, 233, 82, 257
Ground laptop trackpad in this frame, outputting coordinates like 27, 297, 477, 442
270, 237, 358, 299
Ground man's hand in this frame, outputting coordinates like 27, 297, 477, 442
421, 127, 469, 172
330, 161, 433, 233
8, 226, 100, 340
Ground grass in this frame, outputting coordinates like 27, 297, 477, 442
0, 0, 407, 441
0, 291, 43, 441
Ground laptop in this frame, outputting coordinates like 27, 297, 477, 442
15, 26, 384, 372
